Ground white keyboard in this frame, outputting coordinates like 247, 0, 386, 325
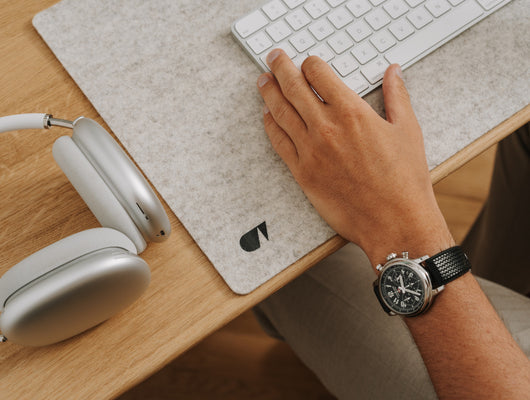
232, 0, 512, 96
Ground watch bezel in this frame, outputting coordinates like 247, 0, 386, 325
377, 259, 434, 317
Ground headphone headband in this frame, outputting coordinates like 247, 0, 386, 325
0, 113, 74, 133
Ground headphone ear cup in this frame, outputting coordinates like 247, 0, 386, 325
53, 136, 147, 253
71, 117, 171, 243
0, 228, 150, 346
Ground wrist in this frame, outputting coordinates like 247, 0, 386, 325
360, 211, 455, 271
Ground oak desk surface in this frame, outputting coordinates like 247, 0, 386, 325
0, 1, 528, 399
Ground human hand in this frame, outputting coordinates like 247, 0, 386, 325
257, 49, 454, 269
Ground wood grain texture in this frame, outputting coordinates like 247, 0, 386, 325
119, 311, 337, 400
0, 1, 526, 399
434, 145, 496, 243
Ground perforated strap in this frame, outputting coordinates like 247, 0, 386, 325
422, 246, 471, 289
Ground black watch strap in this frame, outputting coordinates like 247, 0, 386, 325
421, 246, 471, 289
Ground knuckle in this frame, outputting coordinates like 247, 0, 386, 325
270, 133, 286, 151
302, 57, 325, 81
263, 112, 275, 128
315, 120, 338, 139
272, 103, 291, 122
301, 55, 320, 71
341, 103, 370, 128
303, 146, 323, 169
282, 77, 305, 98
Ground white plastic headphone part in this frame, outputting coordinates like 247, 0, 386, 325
71, 118, 171, 242
0, 247, 150, 346
0, 113, 47, 133
53, 136, 147, 253
0, 228, 136, 309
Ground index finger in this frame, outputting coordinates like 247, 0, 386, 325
266, 49, 324, 124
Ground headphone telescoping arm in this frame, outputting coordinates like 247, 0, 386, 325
0, 113, 74, 133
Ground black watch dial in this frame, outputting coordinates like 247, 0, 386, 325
380, 264, 426, 314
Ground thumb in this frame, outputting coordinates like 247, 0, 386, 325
382, 64, 417, 126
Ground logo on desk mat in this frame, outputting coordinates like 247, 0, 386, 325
240, 221, 268, 252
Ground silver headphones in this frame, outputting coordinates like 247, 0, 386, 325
0, 113, 171, 346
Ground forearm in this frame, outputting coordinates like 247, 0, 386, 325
365, 235, 530, 400
408, 273, 530, 399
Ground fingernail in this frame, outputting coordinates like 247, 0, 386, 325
395, 64, 403, 79
266, 49, 282, 65
258, 74, 270, 88
263, 104, 270, 114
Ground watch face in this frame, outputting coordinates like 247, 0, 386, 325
380, 264, 426, 315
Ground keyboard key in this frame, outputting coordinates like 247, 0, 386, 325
386, 0, 484, 65
247, 32, 273, 54
270, 42, 297, 59
389, 19, 415, 40
235, 10, 268, 38
290, 30, 316, 52
407, 6, 433, 29
384, 0, 409, 19
370, 30, 397, 52
286, 9, 312, 30
405, 0, 425, 6
475, 0, 503, 7
365, 9, 392, 30
261, 42, 297, 67
263, 0, 288, 20
328, 31, 355, 53
369, 0, 386, 5
327, 6, 354, 29
267, 20, 293, 42
425, 0, 451, 17
351, 41, 378, 64
327, 0, 347, 6
309, 19, 335, 40
344, 72, 369, 93
448, 0, 465, 5
292, 54, 309, 69
346, 0, 372, 17
304, 0, 331, 18
284, 0, 306, 8
308, 44, 335, 61
361, 57, 389, 83
332, 53, 359, 76
346, 20, 372, 42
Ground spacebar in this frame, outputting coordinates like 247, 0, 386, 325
385, 0, 483, 66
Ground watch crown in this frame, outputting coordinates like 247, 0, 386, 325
386, 253, 397, 261
402, 251, 409, 259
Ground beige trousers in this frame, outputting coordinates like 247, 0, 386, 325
255, 124, 530, 399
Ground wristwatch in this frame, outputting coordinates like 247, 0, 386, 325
373, 246, 471, 317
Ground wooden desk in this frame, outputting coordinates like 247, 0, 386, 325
0, 1, 528, 398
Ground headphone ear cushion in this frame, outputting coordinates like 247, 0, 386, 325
0, 228, 149, 346
53, 136, 147, 253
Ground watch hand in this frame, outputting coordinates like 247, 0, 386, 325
404, 288, 421, 296
399, 275, 405, 291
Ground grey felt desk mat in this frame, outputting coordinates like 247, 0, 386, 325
33, 0, 529, 294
